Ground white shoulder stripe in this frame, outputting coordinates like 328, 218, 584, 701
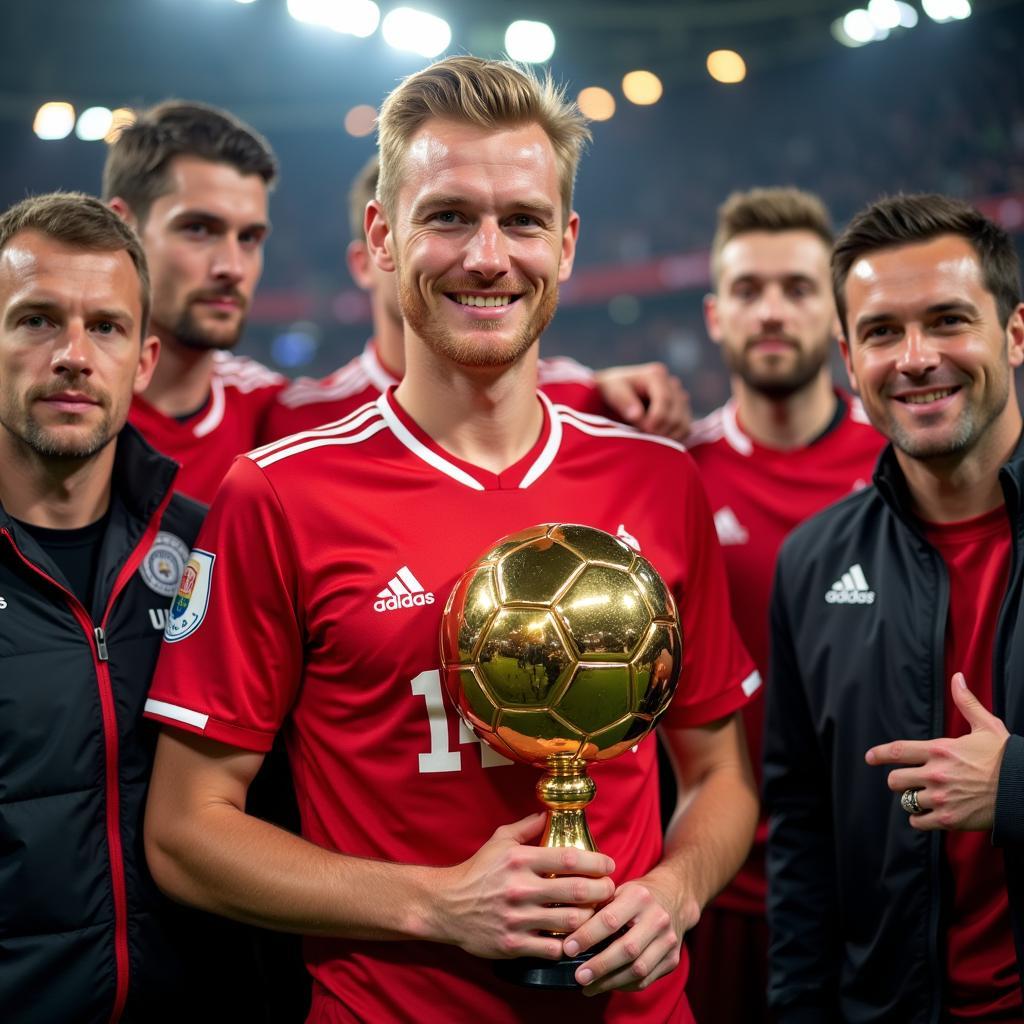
537, 356, 594, 385
279, 366, 372, 408
252, 419, 390, 469
556, 406, 688, 454
247, 401, 382, 461
684, 408, 726, 448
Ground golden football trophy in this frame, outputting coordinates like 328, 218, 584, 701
440, 523, 682, 987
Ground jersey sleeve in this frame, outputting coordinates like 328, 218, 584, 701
144, 456, 303, 751
659, 455, 761, 728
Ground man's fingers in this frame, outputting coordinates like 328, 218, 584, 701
865, 739, 930, 766
639, 377, 691, 440
492, 812, 547, 846
885, 768, 927, 792
601, 378, 645, 423
524, 846, 615, 879
951, 671, 998, 731
577, 932, 680, 995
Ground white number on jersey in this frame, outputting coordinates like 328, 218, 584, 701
410, 670, 513, 774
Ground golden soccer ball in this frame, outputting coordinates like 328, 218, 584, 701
440, 523, 681, 767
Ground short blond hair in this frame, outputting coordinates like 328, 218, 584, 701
376, 55, 590, 224
711, 187, 834, 286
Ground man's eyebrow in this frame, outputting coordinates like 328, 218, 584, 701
409, 195, 557, 220
410, 194, 466, 216
854, 301, 980, 335
171, 209, 270, 232
5, 299, 134, 327
730, 272, 816, 286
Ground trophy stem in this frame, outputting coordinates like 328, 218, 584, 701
536, 755, 598, 854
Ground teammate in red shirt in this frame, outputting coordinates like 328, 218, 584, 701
143, 56, 759, 1022
684, 188, 883, 1024
264, 154, 692, 441
104, 101, 285, 504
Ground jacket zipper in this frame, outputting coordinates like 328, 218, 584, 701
0, 489, 173, 1023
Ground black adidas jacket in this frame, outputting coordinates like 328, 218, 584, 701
763, 439, 1024, 1024
0, 426, 265, 1023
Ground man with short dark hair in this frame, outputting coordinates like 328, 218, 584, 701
0, 192, 257, 1022
764, 193, 1024, 1021
265, 153, 692, 440
105, 100, 285, 503
684, 187, 882, 1023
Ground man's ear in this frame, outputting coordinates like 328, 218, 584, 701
134, 334, 160, 395
703, 293, 722, 345
556, 210, 580, 284
838, 335, 859, 394
108, 197, 138, 230
346, 240, 374, 291
365, 200, 395, 273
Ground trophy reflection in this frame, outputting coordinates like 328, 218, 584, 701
440, 524, 682, 987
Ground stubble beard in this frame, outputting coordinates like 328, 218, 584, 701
726, 333, 831, 401
0, 382, 115, 463
398, 273, 558, 369
163, 303, 246, 352
887, 363, 1010, 462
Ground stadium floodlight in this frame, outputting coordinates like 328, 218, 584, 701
622, 70, 663, 105
33, 102, 75, 140
504, 20, 555, 63
577, 87, 615, 122
287, 0, 380, 37
867, 0, 901, 30
922, 0, 971, 21
832, 17, 866, 46
381, 7, 451, 57
344, 104, 377, 137
895, 1, 919, 27
75, 107, 114, 142
842, 9, 885, 44
706, 50, 747, 84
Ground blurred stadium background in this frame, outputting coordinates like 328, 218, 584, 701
2, 0, 1021, 415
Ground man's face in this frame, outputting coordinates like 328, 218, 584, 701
127, 156, 269, 351
705, 230, 836, 398
0, 231, 158, 461
840, 234, 1024, 462
366, 119, 578, 369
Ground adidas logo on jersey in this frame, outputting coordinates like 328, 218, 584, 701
825, 563, 876, 605
374, 566, 435, 613
714, 506, 749, 546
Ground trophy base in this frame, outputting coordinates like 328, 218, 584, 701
493, 936, 613, 989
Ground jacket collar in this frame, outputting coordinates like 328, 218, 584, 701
873, 429, 1024, 530
0, 423, 179, 532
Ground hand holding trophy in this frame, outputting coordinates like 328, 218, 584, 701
440, 523, 682, 987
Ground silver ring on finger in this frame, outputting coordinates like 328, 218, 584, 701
900, 788, 923, 815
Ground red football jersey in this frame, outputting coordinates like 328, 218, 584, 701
129, 352, 286, 505
686, 392, 883, 915
263, 339, 611, 439
146, 389, 758, 1023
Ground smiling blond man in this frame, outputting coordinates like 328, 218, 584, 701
143, 57, 758, 1022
